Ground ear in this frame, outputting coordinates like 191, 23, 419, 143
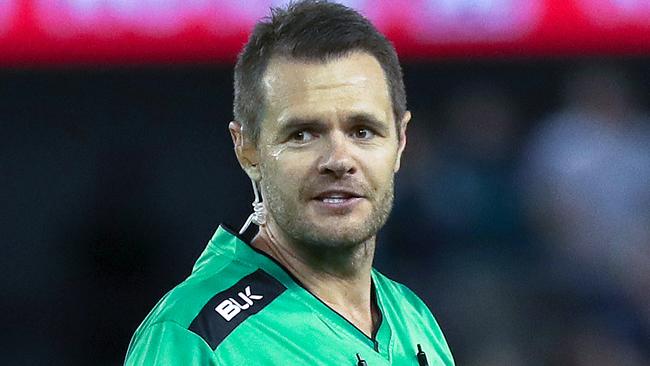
393, 111, 411, 173
229, 121, 261, 181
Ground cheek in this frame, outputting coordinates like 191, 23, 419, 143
360, 148, 398, 185
261, 151, 314, 192
266, 145, 289, 161
272, 152, 314, 177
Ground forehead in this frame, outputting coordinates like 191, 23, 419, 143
261, 52, 392, 125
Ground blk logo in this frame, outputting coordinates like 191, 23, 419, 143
215, 286, 263, 321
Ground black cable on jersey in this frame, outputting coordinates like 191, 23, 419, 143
416, 344, 429, 366
355, 344, 428, 365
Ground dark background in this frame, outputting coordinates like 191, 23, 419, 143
2, 57, 649, 365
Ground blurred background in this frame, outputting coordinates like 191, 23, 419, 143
1, 1, 648, 365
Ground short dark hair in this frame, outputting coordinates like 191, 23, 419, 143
233, 0, 407, 144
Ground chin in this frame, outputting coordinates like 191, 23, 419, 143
301, 217, 377, 248
269, 199, 391, 249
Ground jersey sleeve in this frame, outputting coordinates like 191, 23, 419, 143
124, 321, 217, 366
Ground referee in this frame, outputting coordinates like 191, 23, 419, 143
125, 1, 454, 365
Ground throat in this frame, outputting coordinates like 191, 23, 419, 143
322, 282, 382, 339
251, 224, 380, 337
252, 221, 375, 279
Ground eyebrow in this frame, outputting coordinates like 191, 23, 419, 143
276, 118, 326, 138
277, 112, 390, 136
347, 113, 390, 135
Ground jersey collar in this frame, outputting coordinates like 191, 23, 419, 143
205, 224, 393, 359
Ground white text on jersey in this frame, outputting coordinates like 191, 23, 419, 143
214, 286, 264, 321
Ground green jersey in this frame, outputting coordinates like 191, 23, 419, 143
125, 225, 454, 365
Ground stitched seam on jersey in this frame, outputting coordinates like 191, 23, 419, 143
147, 320, 218, 355
188, 253, 241, 282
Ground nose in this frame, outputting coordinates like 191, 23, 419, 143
317, 132, 356, 178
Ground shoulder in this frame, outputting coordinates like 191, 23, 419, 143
125, 320, 217, 365
136, 253, 253, 329
372, 269, 449, 338
373, 269, 455, 364
372, 269, 430, 313
129, 260, 287, 356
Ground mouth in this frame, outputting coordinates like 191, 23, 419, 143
313, 189, 363, 201
320, 197, 352, 204
311, 190, 365, 213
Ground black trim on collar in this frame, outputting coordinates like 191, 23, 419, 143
219, 223, 385, 351
220, 222, 253, 244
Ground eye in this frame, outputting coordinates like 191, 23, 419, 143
290, 130, 315, 143
352, 128, 375, 140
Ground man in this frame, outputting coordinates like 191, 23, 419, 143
125, 1, 454, 365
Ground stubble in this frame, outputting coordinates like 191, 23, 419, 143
261, 171, 395, 252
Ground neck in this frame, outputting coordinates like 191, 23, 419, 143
251, 220, 378, 337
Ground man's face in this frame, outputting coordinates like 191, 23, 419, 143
256, 52, 408, 248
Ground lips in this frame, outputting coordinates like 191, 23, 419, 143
313, 190, 363, 201
310, 189, 366, 214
